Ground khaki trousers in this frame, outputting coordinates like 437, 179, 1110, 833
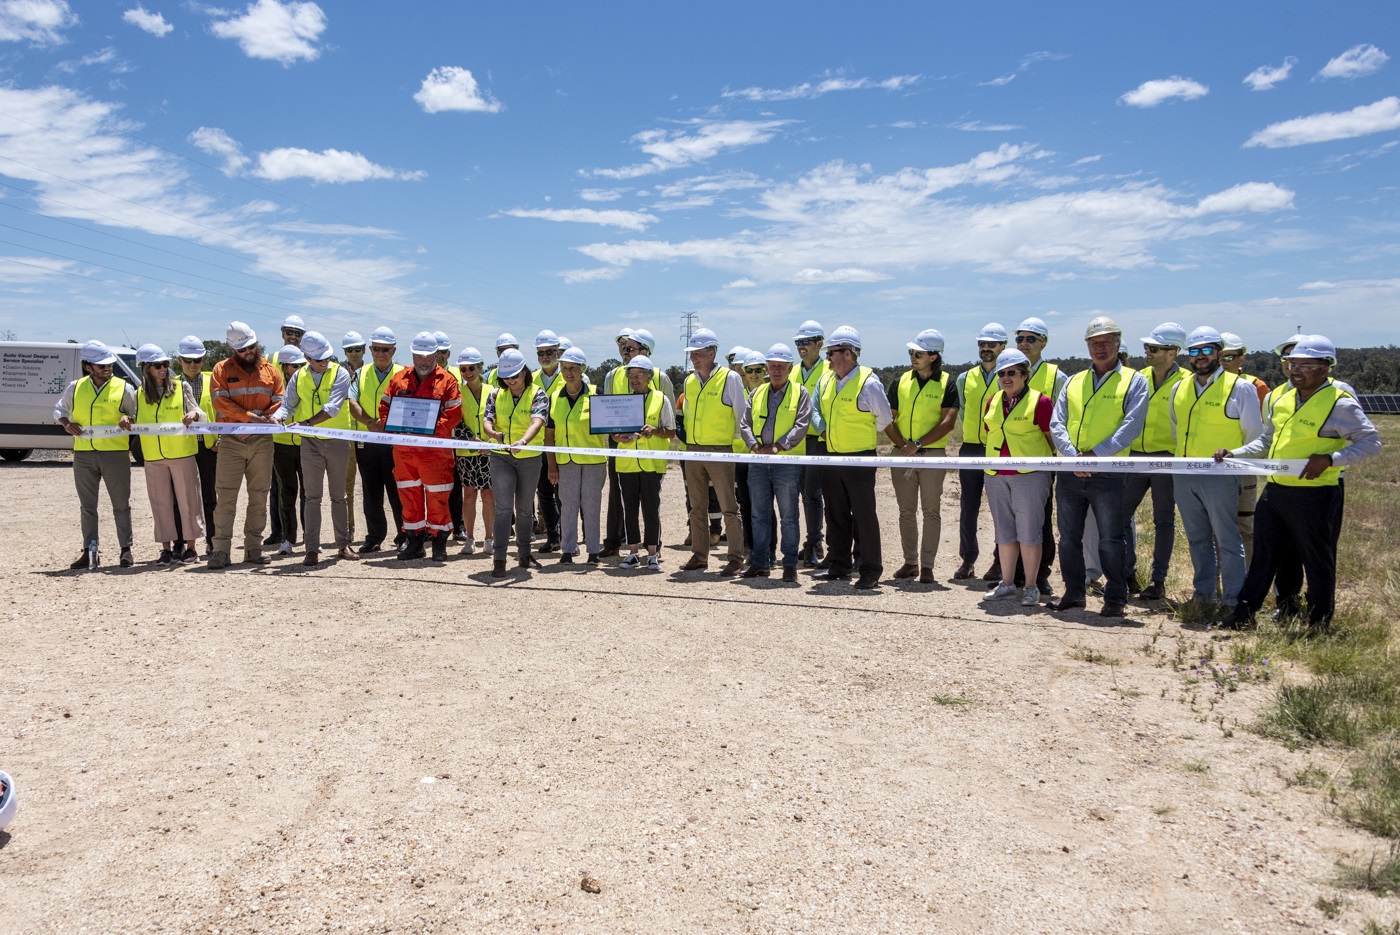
212, 434, 274, 554
73, 449, 132, 549
684, 447, 742, 562
890, 449, 947, 567
144, 456, 205, 544
301, 437, 352, 552
345, 445, 358, 543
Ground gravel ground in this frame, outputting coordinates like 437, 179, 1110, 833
1, 456, 1396, 934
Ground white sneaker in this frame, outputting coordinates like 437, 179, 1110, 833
483, 538, 493, 555
620, 553, 641, 569
1021, 587, 1041, 606
277, 540, 293, 556
646, 554, 661, 571
985, 583, 1017, 600
461, 538, 475, 554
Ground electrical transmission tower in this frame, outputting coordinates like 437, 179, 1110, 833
679, 311, 701, 372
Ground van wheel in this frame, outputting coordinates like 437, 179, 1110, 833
0, 449, 32, 462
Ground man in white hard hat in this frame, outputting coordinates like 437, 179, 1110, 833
792, 320, 828, 566
883, 329, 958, 584
599, 327, 676, 556
347, 326, 406, 553
1169, 327, 1263, 615
273, 332, 358, 566
339, 332, 366, 546
208, 321, 286, 569
269, 345, 308, 555
54, 340, 138, 569
175, 335, 218, 554
1220, 335, 1381, 630
1047, 316, 1148, 617
485, 333, 520, 388
1123, 322, 1187, 600
814, 325, 890, 589
532, 330, 565, 552
265, 318, 307, 548
677, 328, 749, 575
952, 323, 1008, 580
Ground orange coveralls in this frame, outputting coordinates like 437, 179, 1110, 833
379, 366, 462, 535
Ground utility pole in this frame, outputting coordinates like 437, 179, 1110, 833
679, 311, 701, 372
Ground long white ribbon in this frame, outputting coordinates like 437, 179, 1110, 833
85, 422, 1303, 476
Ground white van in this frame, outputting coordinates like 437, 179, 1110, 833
0, 342, 142, 462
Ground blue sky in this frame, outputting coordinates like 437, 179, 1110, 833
0, 0, 1396, 367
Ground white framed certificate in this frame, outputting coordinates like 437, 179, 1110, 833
589, 394, 646, 434
385, 395, 441, 435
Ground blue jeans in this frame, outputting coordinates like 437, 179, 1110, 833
1174, 474, 1245, 605
748, 462, 802, 569
1057, 473, 1128, 602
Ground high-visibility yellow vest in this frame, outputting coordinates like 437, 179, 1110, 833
357, 363, 404, 424
1172, 371, 1245, 458
293, 362, 353, 439
895, 370, 951, 449
610, 366, 662, 396
495, 385, 545, 458
749, 380, 806, 455
455, 381, 491, 458
820, 366, 878, 453
800, 360, 828, 437
275, 364, 302, 447
1027, 361, 1060, 398
551, 385, 607, 465
1063, 366, 1137, 456
616, 391, 668, 474
1266, 384, 1347, 487
176, 372, 216, 447
960, 366, 996, 445
1131, 366, 1186, 454
535, 368, 565, 399
72, 376, 128, 452
983, 388, 1052, 474
684, 367, 738, 447
136, 388, 198, 461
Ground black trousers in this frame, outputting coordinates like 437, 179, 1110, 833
538, 470, 561, 544
957, 442, 988, 564
618, 471, 662, 547
273, 442, 302, 544
1238, 483, 1343, 625
449, 469, 464, 530
821, 451, 881, 578
194, 442, 217, 544
800, 436, 827, 548
603, 439, 624, 550
359, 441, 404, 547
735, 462, 753, 551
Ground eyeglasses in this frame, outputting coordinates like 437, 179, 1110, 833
1014, 335, 1041, 344
1288, 361, 1327, 371
147, 361, 169, 369
537, 348, 558, 357
998, 369, 1026, 379
281, 330, 304, 340
1187, 346, 1219, 357
744, 366, 766, 375
794, 339, 819, 347
371, 346, 394, 353
1143, 344, 1171, 354
619, 344, 642, 355
824, 346, 854, 359
1221, 353, 1241, 362
178, 357, 203, 364
977, 341, 1004, 350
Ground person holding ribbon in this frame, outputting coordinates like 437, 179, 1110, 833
348, 326, 406, 555
174, 335, 218, 555
452, 347, 495, 555
546, 346, 606, 565
614, 354, 677, 571
131, 344, 206, 566
482, 348, 548, 577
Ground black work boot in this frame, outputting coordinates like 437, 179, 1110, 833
431, 531, 448, 562
397, 532, 426, 560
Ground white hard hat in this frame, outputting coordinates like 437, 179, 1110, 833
994, 349, 1031, 373
457, 347, 484, 366
410, 331, 440, 355
1139, 322, 1186, 350
559, 347, 587, 367
627, 354, 654, 371
80, 340, 117, 365
632, 328, 656, 353
1083, 316, 1121, 340
726, 346, 751, 362
226, 321, 258, 351
496, 348, 527, 378
687, 328, 719, 352
907, 329, 945, 353
1185, 326, 1223, 349
827, 325, 861, 350
370, 326, 396, 346
495, 332, 519, 350
1017, 317, 1049, 337
341, 331, 365, 349
1274, 332, 1308, 356
1287, 335, 1336, 363
281, 315, 306, 331
793, 320, 825, 341
742, 350, 766, 368
177, 335, 207, 358
976, 322, 1009, 343
300, 331, 334, 361
277, 344, 306, 366
558, 336, 574, 351
1219, 332, 1246, 352
0, 769, 15, 833
615, 326, 634, 341
433, 330, 451, 351
136, 343, 170, 365
765, 343, 796, 364
535, 329, 560, 349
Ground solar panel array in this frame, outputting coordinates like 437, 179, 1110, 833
1358, 395, 1400, 415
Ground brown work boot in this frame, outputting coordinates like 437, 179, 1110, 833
679, 555, 708, 571
919, 567, 935, 584
718, 560, 743, 577
952, 561, 975, 580
893, 563, 919, 579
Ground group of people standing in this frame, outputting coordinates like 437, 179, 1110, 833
54, 312, 1380, 629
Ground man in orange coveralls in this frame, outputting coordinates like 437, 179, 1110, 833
379, 331, 462, 561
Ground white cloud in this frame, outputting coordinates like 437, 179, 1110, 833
1070, 155, 1102, 166
722, 73, 918, 102
189, 126, 249, 175
979, 51, 1068, 87
1192, 182, 1294, 214
949, 120, 1022, 132
578, 188, 622, 202
589, 119, 790, 179
0, 0, 75, 44
57, 46, 126, 73
890, 120, 920, 129
653, 171, 766, 198
1243, 57, 1296, 91
413, 66, 503, 114
0, 255, 72, 282
1119, 76, 1209, 107
254, 147, 424, 183
723, 278, 756, 289
560, 266, 625, 284
1318, 44, 1389, 80
1299, 281, 1336, 290
1245, 97, 1400, 148
210, 0, 325, 66
502, 207, 658, 231
791, 267, 890, 284
272, 221, 398, 237
123, 6, 171, 36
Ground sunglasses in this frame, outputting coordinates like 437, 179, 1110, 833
977, 341, 1003, 350
1143, 344, 1171, 354
1187, 346, 1219, 357
824, 346, 854, 358
1014, 335, 1041, 344
147, 361, 169, 369
178, 357, 203, 364
744, 366, 766, 375
794, 338, 819, 347
1221, 353, 1241, 362
1288, 361, 1327, 371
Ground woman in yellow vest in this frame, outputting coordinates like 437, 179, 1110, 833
175, 335, 218, 555
545, 347, 607, 564
452, 347, 495, 555
482, 348, 548, 576
270, 344, 307, 555
54, 340, 139, 569
613, 355, 676, 571
133, 344, 206, 566
981, 349, 1056, 607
